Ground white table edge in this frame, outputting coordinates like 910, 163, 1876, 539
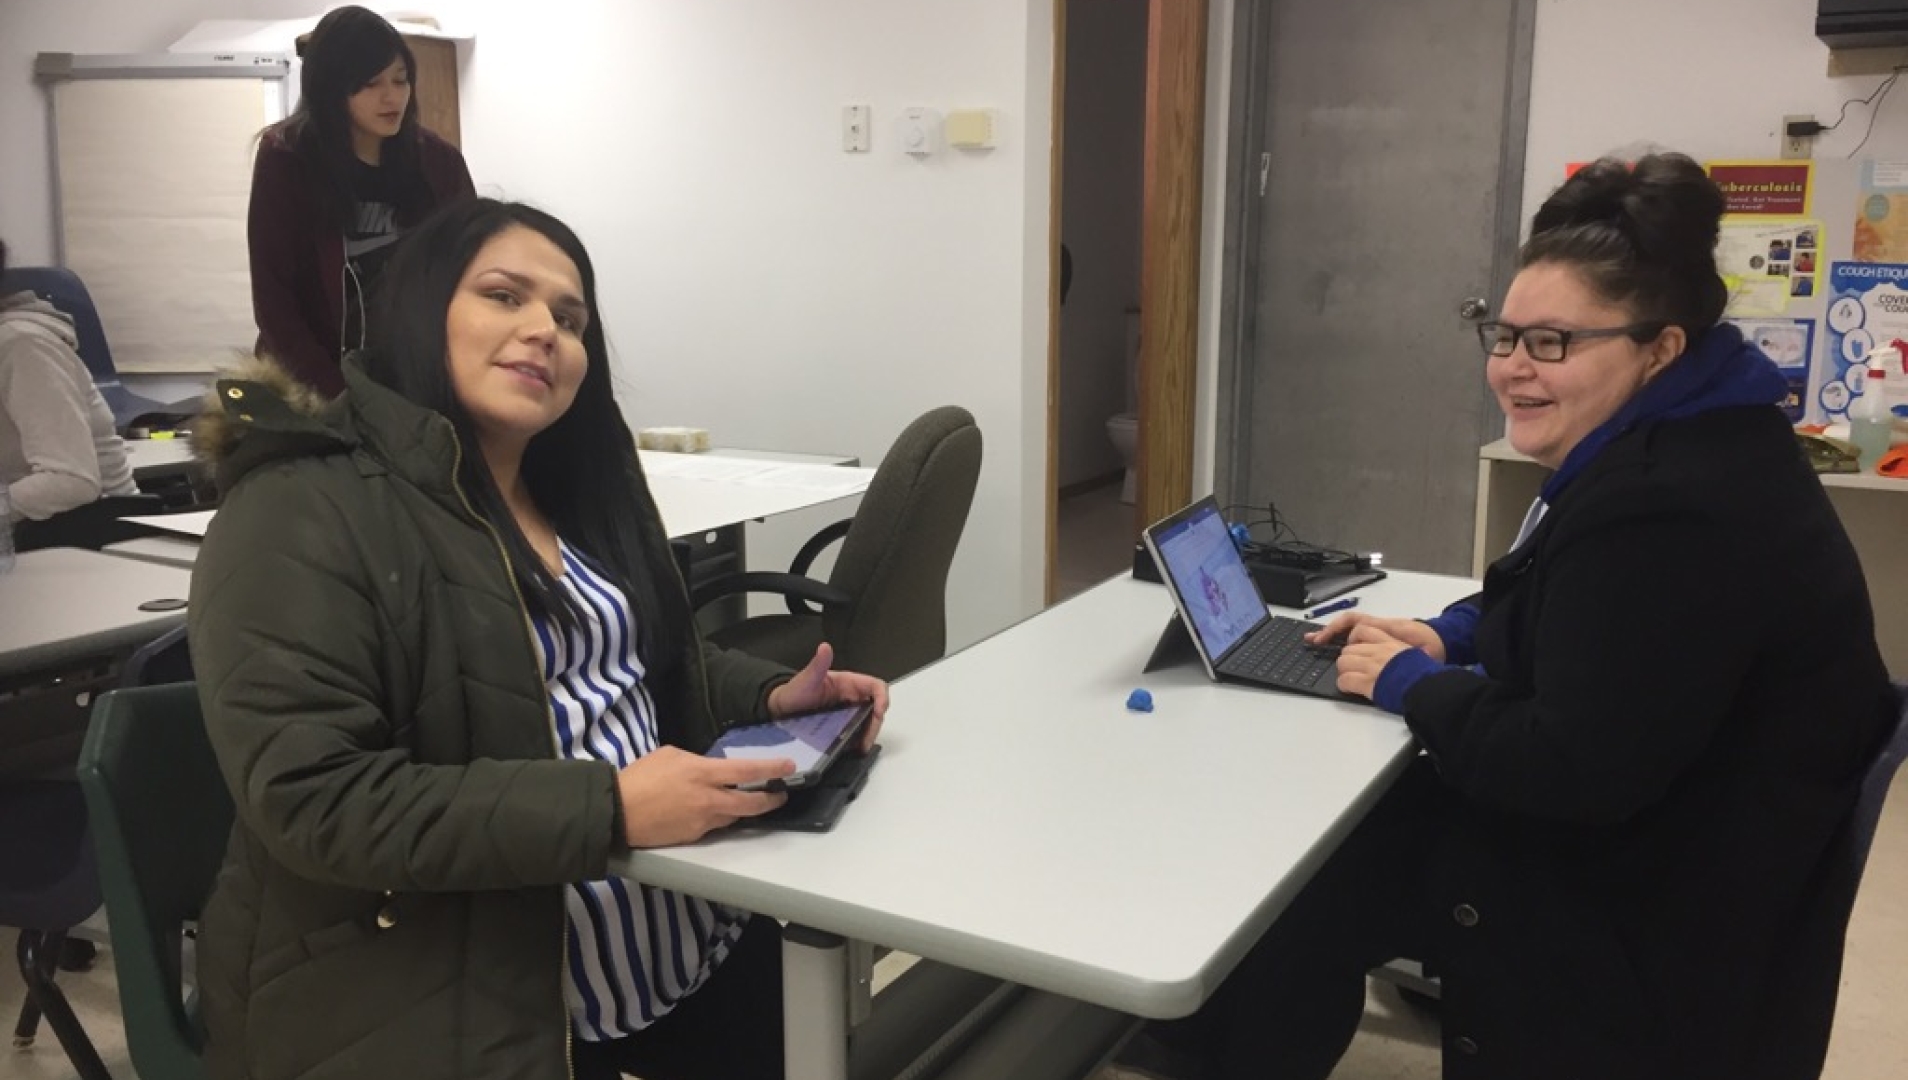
0, 618, 182, 679
614, 729, 1421, 1020
0, 549, 191, 678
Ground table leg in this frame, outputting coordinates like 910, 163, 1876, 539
783, 924, 849, 1080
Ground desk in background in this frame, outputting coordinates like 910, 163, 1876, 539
640, 448, 862, 630
1475, 437, 1908, 674
0, 548, 191, 680
100, 535, 200, 570
1, 548, 193, 777
103, 448, 871, 630
612, 570, 1479, 1080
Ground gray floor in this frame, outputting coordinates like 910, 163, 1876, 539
1055, 480, 1138, 602
4, 489, 1903, 1077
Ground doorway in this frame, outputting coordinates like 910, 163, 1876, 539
1052, 0, 1149, 601
1218, 0, 1536, 574
1047, 0, 1209, 604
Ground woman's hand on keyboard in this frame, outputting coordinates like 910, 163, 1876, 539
1307, 614, 1446, 663
1331, 623, 1419, 701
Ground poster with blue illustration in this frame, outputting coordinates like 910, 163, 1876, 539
1731, 318, 1815, 421
1822, 262, 1908, 416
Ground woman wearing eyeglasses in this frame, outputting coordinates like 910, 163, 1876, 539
1122, 154, 1896, 1080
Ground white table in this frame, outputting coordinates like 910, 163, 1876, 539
1476, 437, 1908, 673
100, 535, 202, 570
610, 570, 1479, 1079
690, 447, 860, 468
114, 449, 870, 545
123, 441, 854, 475
0, 547, 192, 678
103, 448, 870, 633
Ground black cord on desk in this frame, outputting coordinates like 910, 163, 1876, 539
1222, 501, 1359, 567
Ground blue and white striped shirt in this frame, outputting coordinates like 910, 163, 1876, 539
532, 539, 746, 1042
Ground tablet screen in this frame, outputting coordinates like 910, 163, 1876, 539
706, 704, 866, 777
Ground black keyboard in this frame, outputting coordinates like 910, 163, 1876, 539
1222, 617, 1338, 688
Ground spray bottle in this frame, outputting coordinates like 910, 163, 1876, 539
1850, 347, 1896, 469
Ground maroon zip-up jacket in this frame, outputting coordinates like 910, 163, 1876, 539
247, 126, 474, 396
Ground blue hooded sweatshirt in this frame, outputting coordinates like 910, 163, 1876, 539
1371, 323, 1789, 714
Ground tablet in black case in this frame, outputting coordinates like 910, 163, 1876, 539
746, 745, 883, 833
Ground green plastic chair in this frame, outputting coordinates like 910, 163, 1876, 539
77, 683, 229, 1080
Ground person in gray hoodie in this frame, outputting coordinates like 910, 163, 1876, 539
0, 240, 138, 525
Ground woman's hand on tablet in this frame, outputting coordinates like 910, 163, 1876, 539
617, 747, 794, 847
766, 642, 890, 752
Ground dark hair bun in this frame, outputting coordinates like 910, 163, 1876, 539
1521, 151, 1729, 334
1532, 153, 1723, 272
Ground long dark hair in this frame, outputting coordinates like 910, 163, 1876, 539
1522, 153, 1729, 342
272, 6, 431, 228
361, 198, 690, 670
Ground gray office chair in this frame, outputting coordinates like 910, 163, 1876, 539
1851, 685, 1908, 883
693, 406, 982, 681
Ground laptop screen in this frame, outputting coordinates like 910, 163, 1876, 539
1151, 500, 1267, 662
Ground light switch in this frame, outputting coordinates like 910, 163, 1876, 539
946, 109, 997, 150
842, 104, 871, 153
900, 107, 941, 157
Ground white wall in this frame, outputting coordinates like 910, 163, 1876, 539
2, 0, 1056, 648
0, 0, 319, 264
1056, 0, 1146, 489
455, 0, 1054, 648
1524, 0, 1908, 219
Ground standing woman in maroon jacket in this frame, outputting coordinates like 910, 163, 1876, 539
248, 5, 475, 397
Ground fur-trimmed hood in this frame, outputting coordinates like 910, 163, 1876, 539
191, 353, 462, 507
190, 354, 351, 499
191, 355, 338, 469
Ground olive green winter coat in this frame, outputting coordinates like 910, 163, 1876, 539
186, 358, 789, 1080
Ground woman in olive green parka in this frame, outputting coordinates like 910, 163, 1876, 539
188, 200, 887, 1080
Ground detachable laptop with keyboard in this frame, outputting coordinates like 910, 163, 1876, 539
1141, 497, 1353, 700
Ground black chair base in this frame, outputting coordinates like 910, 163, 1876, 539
14, 928, 112, 1079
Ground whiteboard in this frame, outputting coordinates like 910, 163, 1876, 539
47, 64, 285, 375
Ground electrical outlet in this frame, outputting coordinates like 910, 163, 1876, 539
1781, 113, 1816, 160
842, 105, 871, 154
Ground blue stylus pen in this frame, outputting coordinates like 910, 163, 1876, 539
1305, 597, 1360, 619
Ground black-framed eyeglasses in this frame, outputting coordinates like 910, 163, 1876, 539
1476, 321, 1663, 363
